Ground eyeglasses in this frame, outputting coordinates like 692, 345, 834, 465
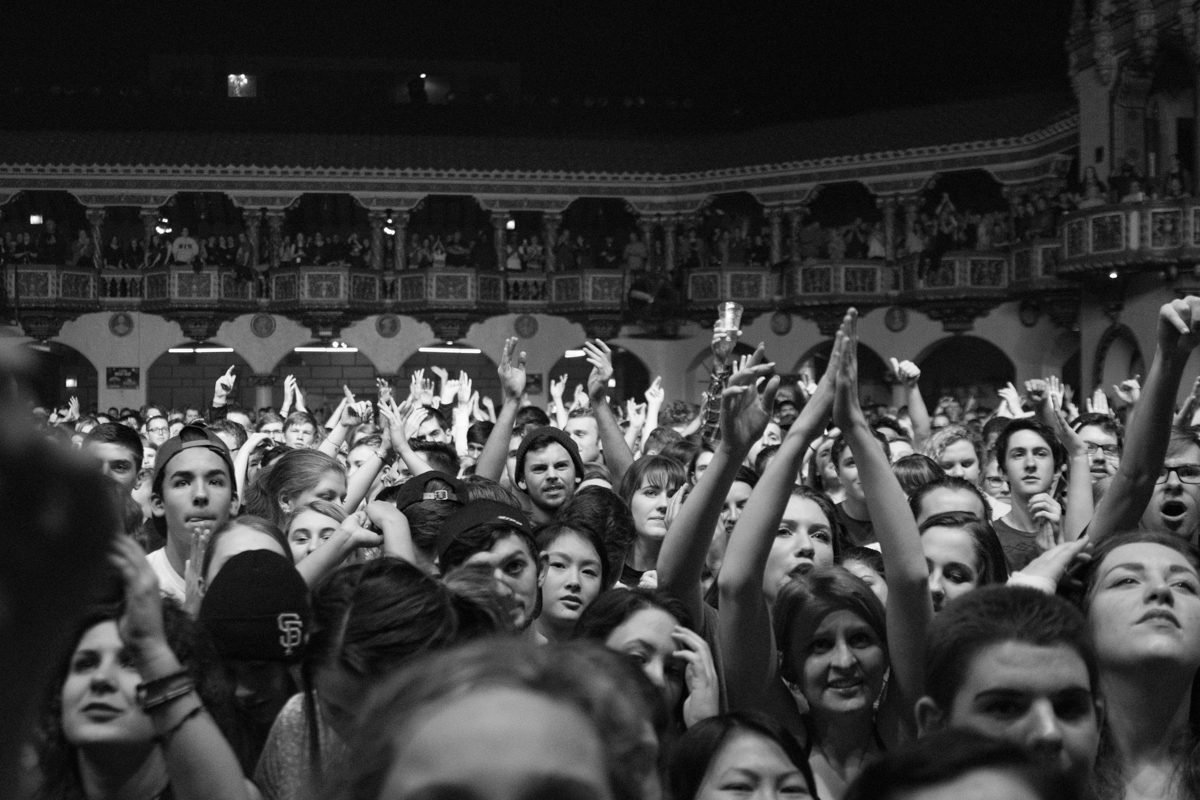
1156, 464, 1200, 485
1084, 442, 1120, 459
983, 476, 1008, 487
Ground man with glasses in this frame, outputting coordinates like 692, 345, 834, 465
1072, 412, 1122, 485
145, 415, 171, 448
1143, 427, 1200, 539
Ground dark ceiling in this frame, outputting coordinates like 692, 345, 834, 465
0, 0, 1073, 135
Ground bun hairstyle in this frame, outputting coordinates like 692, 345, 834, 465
242, 448, 344, 526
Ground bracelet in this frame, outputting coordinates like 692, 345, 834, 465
154, 703, 206, 748
137, 670, 195, 712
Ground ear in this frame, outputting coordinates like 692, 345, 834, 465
516, 475, 527, 491
538, 554, 549, 587
278, 495, 292, 514
229, 492, 241, 517
914, 696, 947, 737
151, 492, 165, 519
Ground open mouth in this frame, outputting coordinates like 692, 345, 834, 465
1161, 500, 1188, 520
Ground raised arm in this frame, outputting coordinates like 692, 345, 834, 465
475, 337, 526, 482
293, 509, 385, 588
1031, 377, 1093, 542
719, 340, 837, 713
834, 310, 931, 734
584, 339, 634, 486
658, 346, 776, 630
890, 358, 929, 447
1091, 297, 1200, 541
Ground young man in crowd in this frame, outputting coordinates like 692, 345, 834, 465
146, 425, 239, 602
993, 419, 1067, 572
514, 427, 584, 525
83, 422, 144, 493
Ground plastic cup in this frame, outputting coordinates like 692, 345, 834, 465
717, 301, 744, 334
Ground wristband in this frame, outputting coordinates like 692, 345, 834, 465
154, 703, 206, 747
136, 669, 194, 712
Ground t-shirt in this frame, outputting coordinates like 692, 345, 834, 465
835, 503, 875, 548
254, 694, 345, 800
993, 517, 1041, 573
146, 547, 186, 603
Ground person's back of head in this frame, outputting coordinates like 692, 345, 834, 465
844, 729, 1082, 800
894, 454, 946, 496
908, 474, 992, 523
514, 404, 551, 429
643, 426, 682, 456
409, 440, 460, 475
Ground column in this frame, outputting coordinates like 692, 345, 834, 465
543, 213, 561, 272
393, 211, 409, 271
140, 207, 158, 252
251, 374, 277, 413
663, 215, 679, 272
491, 212, 509, 270
787, 205, 805, 266
369, 210, 386, 271
639, 217, 656, 269
243, 208, 263, 269
86, 207, 106, 268
266, 210, 285, 269
878, 195, 899, 261
768, 207, 784, 266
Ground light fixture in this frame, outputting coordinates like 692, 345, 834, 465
169, 347, 235, 354
505, 219, 516, 230
564, 349, 586, 358
419, 73, 427, 79
65, 378, 77, 388
295, 341, 358, 353
29, 214, 42, 225
419, 345, 482, 354
384, 227, 396, 236
1109, 269, 1119, 279
607, 379, 616, 388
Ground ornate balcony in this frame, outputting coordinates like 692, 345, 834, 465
1059, 199, 1200, 275
4, 263, 99, 339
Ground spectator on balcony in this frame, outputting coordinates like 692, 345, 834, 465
102, 235, 125, 269
798, 218, 822, 261
1111, 150, 1144, 200
309, 232, 329, 265
348, 233, 367, 268
235, 233, 254, 282
554, 230, 576, 271
37, 218, 66, 264
147, 234, 168, 269
504, 241, 522, 272
446, 231, 470, 267
844, 218, 868, 259
623, 230, 647, 270
827, 226, 847, 260
431, 236, 448, 268
598, 234, 620, 269
473, 229, 495, 269
1077, 166, 1108, 209
70, 229, 96, 268
170, 226, 201, 269
867, 221, 886, 259
126, 236, 146, 269
576, 233, 595, 270
751, 229, 771, 266
1120, 179, 1146, 204
1158, 152, 1193, 198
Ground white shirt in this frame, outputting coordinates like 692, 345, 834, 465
146, 547, 187, 603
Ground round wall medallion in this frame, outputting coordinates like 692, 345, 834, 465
770, 311, 792, 336
108, 312, 134, 337
376, 313, 401, 338
251, 313, 276, 338
514, 314, 539, 339
1018, 300, 1041, 328
884, 305, 908, 333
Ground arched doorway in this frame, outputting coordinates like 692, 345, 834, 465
24, 342, 99, 412
149, 344, 253, 412
1093, 325, 1144, 393
916, 336, 1017, 410
548, 345, 650, 408
269, 344, 383, 420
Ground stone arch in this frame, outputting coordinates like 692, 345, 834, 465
685, 341, 758, 401
805, 181, 881, 227
148, 343, 254, 412
915, 335, 1017, 408
792, 339, 890, 406
1092, 324, 1144, 392
926, 169, 1008, 215
24, 341, 99, 412
548, 344, 650, 407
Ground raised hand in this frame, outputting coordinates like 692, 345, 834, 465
1157, 296, 1200, 356
550, 373, 568, 403
1045, 375, 1064, 411
644, 375, 664, 407
429, 365, 450, 388
214, 365, 236, 405
997, 381, 1023, 417
1016, 535, 1091, 591
1029, 491, 1063, 551
481, 395, 497, 421
110, 535, 171, 663
1024, 378, 1049, 408
888, 357, 920, 387
796, 367, 818, 401
440, 377, 461, 405
408, 369, 424, 403
457, 372, 473, 408
376, 377, 393, 405
65, 396, 80, 422
583, 340, 615, 404
1085, 388, 1111, 416
498, 337, 527, 402
718, 342, 779, 452
711, 323, 741, 365
1114, 375, 1141, 406
832, 309, 865, 431
572, 384, 589, 410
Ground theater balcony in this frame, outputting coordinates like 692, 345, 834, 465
1059, 200, 1200, 279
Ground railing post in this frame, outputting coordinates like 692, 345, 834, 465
768, 207, 784, 266
369, 210, 386, 271
85, 207, 106, 268
393, 211, 409, 271
492, 212, 509, 272
543, 212, 561, 272
266, 210, 284, 269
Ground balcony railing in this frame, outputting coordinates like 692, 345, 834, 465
1059, 199, 1200, 273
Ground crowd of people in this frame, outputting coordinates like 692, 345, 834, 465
6, 295, 1200, 800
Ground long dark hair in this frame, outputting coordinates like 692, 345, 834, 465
37, 602, 240, 800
